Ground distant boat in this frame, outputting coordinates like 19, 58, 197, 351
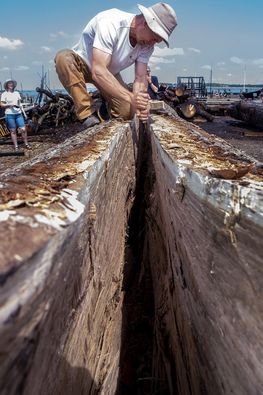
241, 88, 263, 99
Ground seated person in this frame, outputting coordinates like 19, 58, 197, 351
146, 66, 159, 100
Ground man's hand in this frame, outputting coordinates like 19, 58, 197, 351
136, 106, 150, 121
133, 91, 150, 121
146, 75, 151, 84
133, 91, 149, 110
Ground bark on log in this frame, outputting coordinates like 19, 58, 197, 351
228, 101, 263, 128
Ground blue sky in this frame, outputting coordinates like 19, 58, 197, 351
0, 0, 262, 89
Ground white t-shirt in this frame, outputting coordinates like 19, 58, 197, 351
0, 91, 22, 115
72, 8, 154, 76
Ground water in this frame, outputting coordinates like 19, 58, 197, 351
19, 84, 263, 101
208, 85, 263, 94
20, 87, 96, 102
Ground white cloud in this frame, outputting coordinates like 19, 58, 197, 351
252, 58, 263, 65
0, 36, 24, 50
153, 47, 184, 57
32, 60, 42, 65
201, 64, 212, 70
188, 47, 201, 53
217, 61, 225, 66
58, 31, 69, 38
230, 56, 244, 64
153, 66, 161, 70
14, 66, 29, 71
41, 46, 52, 52
149, 56, 175, 64
150, 47, 183, 66
3, 55, 8, 60
0, 67, 10, 71
50, 31, 69, 39
227, 73, 232, 77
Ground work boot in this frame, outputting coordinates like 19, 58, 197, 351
81, 113, 100, 128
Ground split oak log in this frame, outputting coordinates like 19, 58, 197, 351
0, 110, 262, 395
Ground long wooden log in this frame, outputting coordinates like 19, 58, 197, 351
147, 113, 263, 395
228, 101, 263, 128
0, 121, 136, 395
0, 110, 262, 395
178, 100, 214, 121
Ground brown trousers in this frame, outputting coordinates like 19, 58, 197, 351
54, 49, 132, 121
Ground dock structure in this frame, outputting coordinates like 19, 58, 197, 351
0, 108, 262, 395
177, 76, 207, 97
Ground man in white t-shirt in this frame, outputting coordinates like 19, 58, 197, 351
55, 3, 177, 128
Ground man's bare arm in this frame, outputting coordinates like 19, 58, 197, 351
133, 61, 150, 120
91, 49, 149, 119
133, 61, 148, 95
91, 48, 134, 106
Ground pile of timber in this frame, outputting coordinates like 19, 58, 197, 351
29, 88, 75, 131
0, 118, 9, 137
228, 100, 263, 129
158, 85, 214, 122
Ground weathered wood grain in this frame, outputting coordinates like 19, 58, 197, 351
145, 114, 263, 395
0, 110, 262, 395
0, 122, 136, 395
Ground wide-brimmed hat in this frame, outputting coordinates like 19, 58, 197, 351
138, 2, 177, 47
4, 79, 17, 90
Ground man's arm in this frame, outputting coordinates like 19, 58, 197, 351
133, 61, 148, 95
92, 48, 133, 103
133, 61, 150, 120
91, 49, 149, 119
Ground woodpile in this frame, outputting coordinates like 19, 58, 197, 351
29, 88, 76, 131
158, 85, 214, 122
0, 118, 9, 137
